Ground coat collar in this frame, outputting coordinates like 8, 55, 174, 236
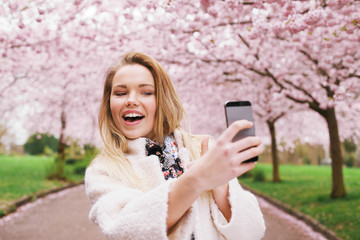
125, 129, 185, 158
124, 129, 192, 190
126, 137, 147, 158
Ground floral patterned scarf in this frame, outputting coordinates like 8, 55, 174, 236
145, 134, 184, 180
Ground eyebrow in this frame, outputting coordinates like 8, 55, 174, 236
113, 84, 155, 88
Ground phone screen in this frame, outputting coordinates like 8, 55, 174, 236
224, 101, 258, 162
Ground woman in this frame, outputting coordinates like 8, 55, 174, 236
85, 52, 265, 240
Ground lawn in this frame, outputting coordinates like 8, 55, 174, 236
0, 155, 86, 214
239, 164, 360, 240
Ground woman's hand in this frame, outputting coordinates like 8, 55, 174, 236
190, 120, 263, 191
201, 135, 231, 221
166, 120, 262, 231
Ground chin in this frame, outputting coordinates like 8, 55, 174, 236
124, 134, 142, 140
123, 131, 152, 140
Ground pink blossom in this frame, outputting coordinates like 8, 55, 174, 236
74, 0, 82, 6
18, 22, 25, 29
328, 99, 335, 108
304, 10, 323, 25
207, 7, 218, 18
200, 0, 211, 11
146, 1, 157, 10
338, 0, 351, 6
287, 19, 307, 34
282, 3, 295, 17
225, 0, 241, 10
38, 8, 45, 15
326, 18, 339, 27
272, 22, 285, 35
8, 3, 18, 11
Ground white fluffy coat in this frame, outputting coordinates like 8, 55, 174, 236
85, 130, 265, 240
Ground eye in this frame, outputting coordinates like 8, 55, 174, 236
114, 92, 127, 96
142, 91, 154, 96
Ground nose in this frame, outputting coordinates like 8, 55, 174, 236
126, 92, 139, 107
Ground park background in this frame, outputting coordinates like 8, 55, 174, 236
0, 0, 359, 239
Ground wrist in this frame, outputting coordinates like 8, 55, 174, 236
183, 166, 208, 193
212, 183, 229, 195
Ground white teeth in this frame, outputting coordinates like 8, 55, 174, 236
124, 113, 143, 117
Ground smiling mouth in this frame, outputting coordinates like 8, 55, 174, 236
122, 113, 145, 122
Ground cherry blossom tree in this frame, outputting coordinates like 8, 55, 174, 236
240, 0, 360, 198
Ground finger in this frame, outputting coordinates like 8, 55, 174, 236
232, 136, 261, 153
235, 145, 263, 164
237, 161, 257, 176
201, 136, 210, 156
218, 120, 253, 143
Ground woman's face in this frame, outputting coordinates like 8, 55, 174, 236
110, 64, 156, 140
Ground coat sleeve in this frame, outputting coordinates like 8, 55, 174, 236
209, 178, 266, 240
85, 159, 171, 240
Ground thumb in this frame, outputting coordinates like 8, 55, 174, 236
201, 135, 210, 156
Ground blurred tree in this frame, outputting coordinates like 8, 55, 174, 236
343, 138, 357, 153
24, 133, 58, 155
343, 138, 357, 167
0, 124, 8, 153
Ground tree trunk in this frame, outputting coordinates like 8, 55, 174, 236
323, 107, 346, 198
267, 120, 281, 182
55, 110, 67, 180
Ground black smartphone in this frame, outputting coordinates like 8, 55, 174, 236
224, 100, 258, 163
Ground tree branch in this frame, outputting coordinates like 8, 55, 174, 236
299, 49, 331, 79
224, 78, 242, 83
237, 33, 250, 49
348, 73, 360, 79
285, 94, 309, 105
283, 79, 321, 105
0, 74, 28, 97
213, 21, 252, 28
263, 68, 285, 90
272, 112, 286, 123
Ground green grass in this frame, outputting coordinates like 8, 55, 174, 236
239, 164, 360, 240
0, 155, 86, 211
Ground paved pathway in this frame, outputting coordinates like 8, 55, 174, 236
0, 186, 105, 240
0, 185, 327, 240
259, 198, 327, 240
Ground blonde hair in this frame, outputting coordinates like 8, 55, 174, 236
96, 52, 200, 189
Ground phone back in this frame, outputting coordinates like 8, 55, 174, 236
225, 101, 255, 142
225, 101, 258, 163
